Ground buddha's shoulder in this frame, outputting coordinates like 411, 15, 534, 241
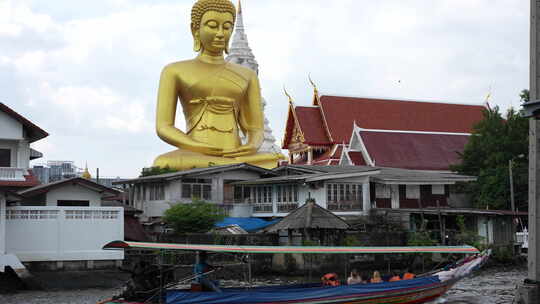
161, 59, 200, 73
225, 62, 257, 79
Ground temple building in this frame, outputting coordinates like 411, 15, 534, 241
282, 88, 486, 171
226, 0, 280, 154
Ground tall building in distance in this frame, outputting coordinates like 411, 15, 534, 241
226, 0, 280, 154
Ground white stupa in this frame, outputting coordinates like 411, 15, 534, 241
226, 0, 280, 154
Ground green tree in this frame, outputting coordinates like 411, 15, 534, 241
140, 166, 178, 177
163, 200, 225, 233
451, 92, 529, 210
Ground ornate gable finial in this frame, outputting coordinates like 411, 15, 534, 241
283, 86, 295, 106
308, 74, 320, 106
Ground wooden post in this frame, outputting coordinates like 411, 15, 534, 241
436, 200, 445, 244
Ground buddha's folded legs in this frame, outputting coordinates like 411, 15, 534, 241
153, 149, 283, 171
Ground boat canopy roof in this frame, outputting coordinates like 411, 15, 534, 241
103, 241, 479, 254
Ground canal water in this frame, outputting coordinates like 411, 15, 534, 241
432, 265, 526, 304
0, 265, 527, 303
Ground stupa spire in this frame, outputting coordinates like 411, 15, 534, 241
226, 0, 259, 73
226, 1, 280, 155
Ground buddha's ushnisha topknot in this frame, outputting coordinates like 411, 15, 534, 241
191, 0, 236, 30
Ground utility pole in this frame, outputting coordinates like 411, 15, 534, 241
515, 1, 540, 302
510, 158, 516, 212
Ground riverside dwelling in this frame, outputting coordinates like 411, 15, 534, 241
113, 163, 276, 222
0, 103, 123, 274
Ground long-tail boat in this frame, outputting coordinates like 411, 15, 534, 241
98, 241, 488, 304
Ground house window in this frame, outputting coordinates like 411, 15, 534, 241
406, 185, 420, 199
276, 185, 298, 203
326, 183, 363, 211
327, 183, 363, 203
57, 200, 90, 207
375, 184, 391, 198
432, 185, 445, 195
251, 186, 274, 204
0, 149, 10, 167
149, 183, 165, 201
181, 179, 212, 200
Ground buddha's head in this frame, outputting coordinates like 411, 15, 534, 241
191, 0, 236, 55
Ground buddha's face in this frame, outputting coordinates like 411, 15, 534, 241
197, 11, 234, 55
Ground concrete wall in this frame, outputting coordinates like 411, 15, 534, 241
46, 184, 103, 207
0, 111, 23, 141
6, 207, 123, 262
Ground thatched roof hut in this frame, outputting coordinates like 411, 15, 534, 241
266, 202, 349, 232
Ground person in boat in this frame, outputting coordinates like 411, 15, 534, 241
194, 251, 222, 292
388, 272, 401, 282
347, 269, 364, 285
321, 273, 340, 286
370, 271, 383, 283
402, 268, 416, 280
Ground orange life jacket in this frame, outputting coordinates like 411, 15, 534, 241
403, 272, 415, 280
321, 273, 340, 286
389, 276, 401, 282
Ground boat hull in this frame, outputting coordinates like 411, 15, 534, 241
101, 278, 456, 304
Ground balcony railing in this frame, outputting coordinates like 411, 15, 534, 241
277, 203, 299, 213
0, 167, 26, 181
327, 201, 363, 212
253, 204, 273, 213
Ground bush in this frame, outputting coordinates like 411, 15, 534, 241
163, 199, 225, 233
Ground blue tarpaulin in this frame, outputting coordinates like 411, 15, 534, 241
215, 217, 280, 232
166, 276, 442, 304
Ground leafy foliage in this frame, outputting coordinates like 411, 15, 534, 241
140, 166, 178, 177
454, 215, 483, 247
163, 199, 225, 234
407, 231, 437, 246
451, 94, 529, 210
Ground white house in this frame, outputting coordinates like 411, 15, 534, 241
114, 163, 274, 222
0, 102, 48, 273
0, 103, 123, 273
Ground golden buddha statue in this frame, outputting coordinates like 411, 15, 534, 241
153, 0, 283, 170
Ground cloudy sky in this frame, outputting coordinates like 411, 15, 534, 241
1, 0, 529, 178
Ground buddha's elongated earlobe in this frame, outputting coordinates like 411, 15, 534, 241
225, 43, 229, 54
194, 37, 202, 52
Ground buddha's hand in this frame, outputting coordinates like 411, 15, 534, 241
185, 140, 223, 156
222, 144, 258, 158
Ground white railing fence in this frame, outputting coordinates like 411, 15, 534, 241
0, 167, 26, 181
6, 207, 124, 262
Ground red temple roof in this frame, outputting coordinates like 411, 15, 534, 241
295, 107, 331, 145
319, 96, 485, 144
356, 131, 470, 170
